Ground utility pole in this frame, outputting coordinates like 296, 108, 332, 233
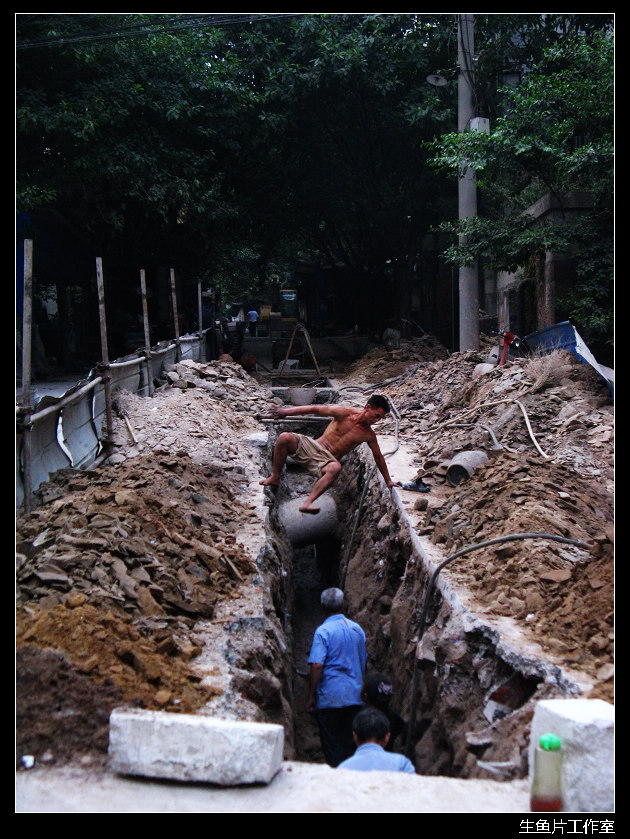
457, 13, 480, 351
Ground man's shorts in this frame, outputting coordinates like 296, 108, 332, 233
290, 434, 340, 477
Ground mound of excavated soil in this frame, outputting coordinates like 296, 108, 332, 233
339, 338, 614, 704
16, 362, 277, 767
15, 449, 256, 766
15, 346, 614, 770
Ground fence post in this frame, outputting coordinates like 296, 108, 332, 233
170, 268, 180, 361
96, 257, 113, 441
211, 288, 218, 359
20, 239, 34, 512
197, 280, 205, 362
140, 268, 154, 395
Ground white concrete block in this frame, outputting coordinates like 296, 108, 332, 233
529, 699, 614, 813
109, 708, 284, 785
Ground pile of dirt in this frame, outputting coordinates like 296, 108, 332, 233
336, 337, 614, 703
16, 452, 259, 618
341, 334, 449, 385
16, 644, 122, 769
16, 361, 278, 768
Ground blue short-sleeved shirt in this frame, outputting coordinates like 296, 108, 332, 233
308, 614, 367, 709
337, 743, 416, 774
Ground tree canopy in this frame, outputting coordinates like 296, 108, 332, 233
17, 13, 614, 351
428, 22, 613, 354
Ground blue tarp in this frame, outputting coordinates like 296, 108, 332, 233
523, 321, 614, 397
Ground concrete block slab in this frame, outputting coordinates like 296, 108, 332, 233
529, 698, 614, 813
109, 708, 284, 785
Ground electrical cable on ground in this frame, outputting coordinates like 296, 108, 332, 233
425, 389, 551, 461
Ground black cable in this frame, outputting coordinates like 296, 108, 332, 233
16, 12, 306, 50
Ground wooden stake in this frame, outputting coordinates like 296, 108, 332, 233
169, 268, 180, 361
20, 239, 34, 512
197, 280, 204, 362
21, 239, 33, 408
96, 257, 113, 440
140, 268, 154, 395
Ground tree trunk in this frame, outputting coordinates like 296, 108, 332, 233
535, 250, 555, 328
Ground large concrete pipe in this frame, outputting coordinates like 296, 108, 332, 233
446, 450, 489, 487
278, 495, 338, 547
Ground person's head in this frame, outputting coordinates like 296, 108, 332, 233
352, 707, 391, 747
321, 587, 344, 614
361, 673, 394, 710
362, 394, 390, 425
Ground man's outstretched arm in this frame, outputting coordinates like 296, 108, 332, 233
367, 437, 398, 489
272, 404, 350, 419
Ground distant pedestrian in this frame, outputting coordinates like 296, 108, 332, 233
307, 588, 367, 767
247, 308, 259, 336
336, 708, 415, 774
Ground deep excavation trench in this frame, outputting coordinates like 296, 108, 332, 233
253, 396, 583, 779
16, 358, 611, 789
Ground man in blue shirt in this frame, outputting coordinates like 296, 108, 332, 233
307, 588, 367, 767
246, 308, 259, 336
337, 708, 416, 774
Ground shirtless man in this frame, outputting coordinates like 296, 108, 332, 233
260, 394, 397, 514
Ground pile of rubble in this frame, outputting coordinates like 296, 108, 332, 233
16, 359, 280, 766
155, 358, 274, 416
16, 452, 258, 620
15, 344, 614, 769
338, 338, 614, 702
341, 334, 450, 385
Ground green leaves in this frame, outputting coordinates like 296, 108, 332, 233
427, 24, 613, 352
16, 14, 613, 347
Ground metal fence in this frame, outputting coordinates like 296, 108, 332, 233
17, 240, 212, 510
16, 333, 207, 509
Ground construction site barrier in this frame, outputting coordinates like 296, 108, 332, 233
16, 332, 207, 509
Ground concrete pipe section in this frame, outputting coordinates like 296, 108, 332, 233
277, 495, 338, 548
446, 450, 489, 487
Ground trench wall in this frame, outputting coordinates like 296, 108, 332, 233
332, 448, 581, 779
219, 507, 299, 758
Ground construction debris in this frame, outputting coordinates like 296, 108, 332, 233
15, 340, 614, 772
338, 338, 613, 703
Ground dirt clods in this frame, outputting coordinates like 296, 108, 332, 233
16, 345, 614, 773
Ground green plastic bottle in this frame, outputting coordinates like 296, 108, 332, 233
530, 732, 564, 812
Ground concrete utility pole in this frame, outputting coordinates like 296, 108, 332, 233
457, 13, 480, 351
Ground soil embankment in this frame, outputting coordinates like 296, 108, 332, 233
16, 341, 613, 777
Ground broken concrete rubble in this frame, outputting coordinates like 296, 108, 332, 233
16, 342, 613, 808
